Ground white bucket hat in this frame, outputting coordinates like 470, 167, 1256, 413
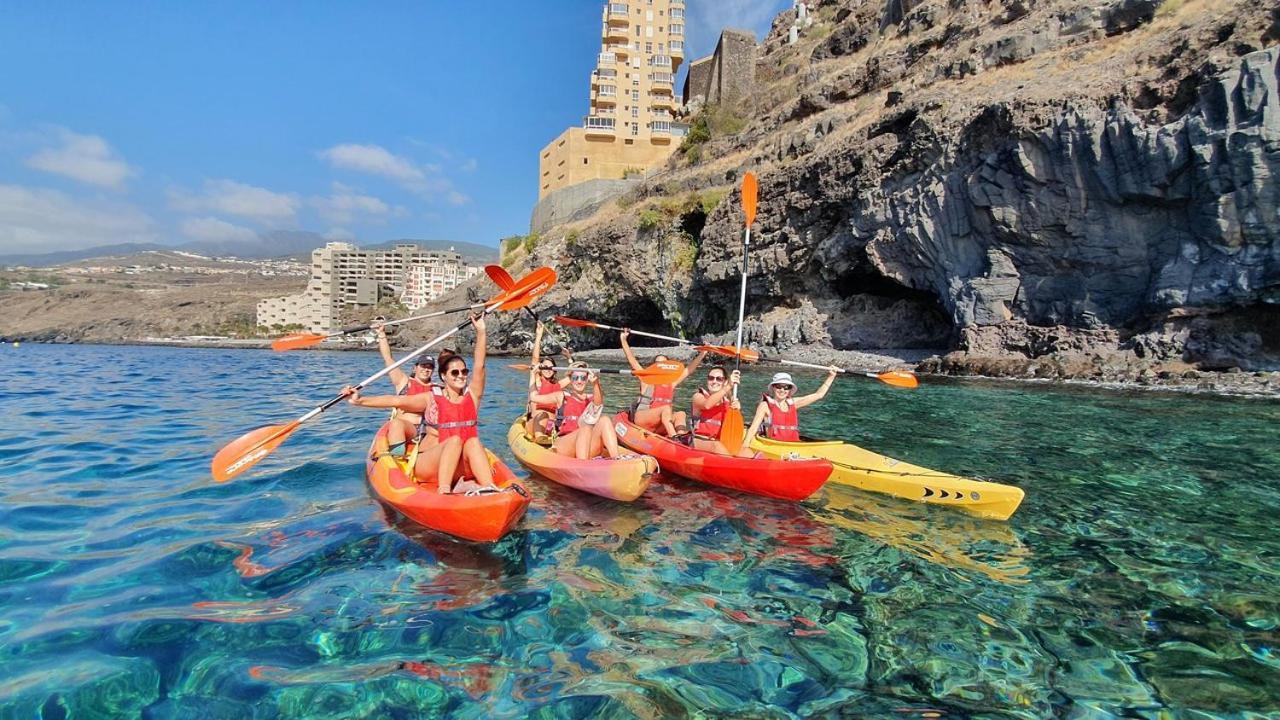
769, 372, 797, 389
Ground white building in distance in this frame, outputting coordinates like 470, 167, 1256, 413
257, 242, 477, 333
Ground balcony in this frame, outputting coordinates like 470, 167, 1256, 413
592, 68, 617, 86
669, 40, 684, 57
606, 41, 630, 57
651, 72, 673, 90
604, 22, 628, 40
594, 86, 618, 105
606, 3, 629, 24
584, 116, 616, 137
649, 55, 672, 68
651, 95, 674, 109
670, 8, 684, 20
669, 23, 683, 37
598, 52, 616, 66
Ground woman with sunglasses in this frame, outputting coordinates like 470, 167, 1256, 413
371, 320, 438, 458
527, 361, 623, 460
525, 322, 571, 441
345, 315, 497, 494
620, 329, 705, 436
688, 366, 742, 453
743, 369, 838, 446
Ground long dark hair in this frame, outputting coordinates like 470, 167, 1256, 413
437, 348, 466, 380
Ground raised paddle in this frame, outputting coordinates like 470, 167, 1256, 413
553, 316, 751, 361
271, 301, 490, 352
507, 360, 686, 386
720, 172, 758, 454
212, 266, 557, 482
774, 358, 919, 389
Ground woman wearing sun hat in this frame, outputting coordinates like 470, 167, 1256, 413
528, 360, 623, 460
742, 368, 838, 447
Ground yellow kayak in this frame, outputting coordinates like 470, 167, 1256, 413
749, 436, 1024, 520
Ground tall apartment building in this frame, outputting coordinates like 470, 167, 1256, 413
537, 0, 687, 199
257, 242, 475, 333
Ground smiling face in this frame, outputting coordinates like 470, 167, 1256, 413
539, 361, 556, 379
770, 382, 793, 398
705, 369, 727, 390
440, 356, 469, 392
413, 361, 435, 383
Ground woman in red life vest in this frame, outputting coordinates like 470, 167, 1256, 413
371, 320, 437, 457
620, 329, 705, 436
688, 366, 742, 454
528, 361, 623, 460
742, 370, 837, 449
345, 315, 497, 494
525, 322, 570, 441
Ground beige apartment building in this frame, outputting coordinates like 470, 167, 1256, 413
257, 242, 475, 332
538, 0, 687, 199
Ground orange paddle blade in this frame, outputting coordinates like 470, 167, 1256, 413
271, 333, 327, 352
508, 363, 533, 371
741, 172, 758, 227
553, 315, 599, 329
720, 406, 745, 454
696, 344, 760, 363
211, 421, 301, 482
876, 370, 919, 389
485, 264, 516, 290
633, 360, 685, 386
498, 266, 556, 311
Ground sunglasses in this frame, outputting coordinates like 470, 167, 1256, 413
771, 383, 792, 390
539, 365, 555, 371
707, 376, 726, 383
446, 368, 470, 378
570, 373, 589, 381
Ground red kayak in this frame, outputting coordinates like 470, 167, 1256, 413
365, 421, 530, 542
612, 413, 832, 501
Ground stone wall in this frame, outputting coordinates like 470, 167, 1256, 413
682, 29, 758, 110
529, 178, 639, 234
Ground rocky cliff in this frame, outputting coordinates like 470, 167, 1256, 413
485, 0, 1279, 382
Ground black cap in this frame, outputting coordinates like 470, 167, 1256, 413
416, 355, 436, 367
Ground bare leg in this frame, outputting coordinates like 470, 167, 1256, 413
693, 437, 729, 455
596, 421, 621, 458
575, 425, 592, 459
411, 443, 445, 485
462, 437, 495, 487
388, 417, 417, 454
632, 407, 665, 433
435, 436, 463, 493
671, 411, 688, 435
553, 430, 580, 457
658, 406, 677, 436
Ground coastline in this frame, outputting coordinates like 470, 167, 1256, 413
7, 337, 1278, 399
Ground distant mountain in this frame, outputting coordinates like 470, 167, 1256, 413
0, 243, 167, 267
1, 232, 500, 267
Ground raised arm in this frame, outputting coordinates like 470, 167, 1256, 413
374, 322, 409, 392
469, 314, 487, 402
590, 370, 604, 406
528, 322, 545, 390
676, 350, 707, 386
619, 329, 644, 372
794, 368, 838, 409
344, 386, 432, 413
743, 400, 769, 440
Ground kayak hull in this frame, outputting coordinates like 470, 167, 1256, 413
613, 413, 832, 501
750, 435, 1024, 521
365, 421, 530, 542
506, 419, 657, 501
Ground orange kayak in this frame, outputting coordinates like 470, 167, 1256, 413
507, 418, 658, 501
364, 421, 529, 542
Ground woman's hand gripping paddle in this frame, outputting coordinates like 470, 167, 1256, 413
212, 266, 557, 482
720, 172, 758, 455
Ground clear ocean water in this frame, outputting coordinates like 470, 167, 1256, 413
1, 343, 1278, 718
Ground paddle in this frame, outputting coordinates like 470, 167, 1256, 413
553, 316, 752, 362
774, 358, 919, 389
271, 301, 490, 352
507, 360, 686, 386
211, 266, 557, 482
720, 172, 757, 454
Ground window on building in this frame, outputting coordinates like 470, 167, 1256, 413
584, 158, 589, 164
645, 42, 652, 53
625, 138, 635, 144
632, 124, 639, 136
632, 107, 639, 117
632, 89, 639, 100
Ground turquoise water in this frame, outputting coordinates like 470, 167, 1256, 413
2, 343, 1278, 718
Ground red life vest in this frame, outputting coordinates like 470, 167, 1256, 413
404, 377, 432, 395
692, 388, 728, 438
763, 395, 800, 441
557, 392, 592, 435
533, 378, 560, 412
431, 386, 478, 441
636, 383, 674, 410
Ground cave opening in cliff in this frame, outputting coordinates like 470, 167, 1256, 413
830, 266, 955, 349
593, 296, 678, 349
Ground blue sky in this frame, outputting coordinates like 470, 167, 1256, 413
0, 0, 791, 255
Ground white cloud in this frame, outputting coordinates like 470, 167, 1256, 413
168, 179, 299, 224
317, 142, 469, 204
0, 184, 155, 254
310, 183, 395, 225
459, 158, 478, 173
324, 227, 356, 241
318, 144, 424, 183
25, 129, 135, 190
180, 216, 257, 243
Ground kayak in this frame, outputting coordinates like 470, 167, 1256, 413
750, 435, 1025, 521
365, 421, 530, 542
612, 413, 833, 501
506, 419, 658, 501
